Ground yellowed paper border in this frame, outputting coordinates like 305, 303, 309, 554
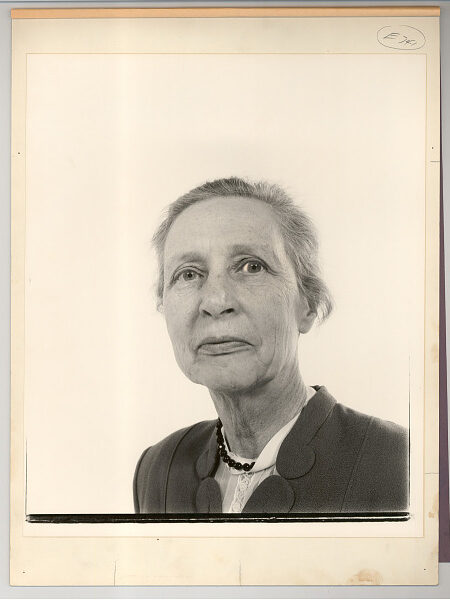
11, 7, 441, 19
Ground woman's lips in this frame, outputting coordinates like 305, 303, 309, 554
197, 340, 250, 355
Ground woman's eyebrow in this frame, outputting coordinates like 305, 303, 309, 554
166, 252, 205, 269
229, 243, 279, 263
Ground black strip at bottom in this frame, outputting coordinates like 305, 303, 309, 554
27, 512, 410, 524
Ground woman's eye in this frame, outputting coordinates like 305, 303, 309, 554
240, 261, 265, 274
175, 269, 201, 283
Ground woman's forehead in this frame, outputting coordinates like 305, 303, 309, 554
164, 196, 285, 259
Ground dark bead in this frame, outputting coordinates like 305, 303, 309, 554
235, 462, 242, 470
229, 459, 236, 467
220, 448, 227, 457
243, 463, 251, 471
223, 455, 230, 463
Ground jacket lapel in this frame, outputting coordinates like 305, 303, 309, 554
243, 387, 336, 513
196, 477, 222, 513
195, 425, 222, 512
195, 425, 219, 479
242, 475, 295, 513
276, 387, 336, 480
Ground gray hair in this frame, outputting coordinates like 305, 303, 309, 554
152, 177, 333, 321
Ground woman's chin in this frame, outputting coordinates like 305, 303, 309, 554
189, 366, 260, 394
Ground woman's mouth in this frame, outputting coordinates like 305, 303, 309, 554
197, 338, 251, 355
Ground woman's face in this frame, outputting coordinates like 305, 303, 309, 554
162, 196, 315, 393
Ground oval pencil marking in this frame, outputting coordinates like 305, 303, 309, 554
377, 25, 425, 50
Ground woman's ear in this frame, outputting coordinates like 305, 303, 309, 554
296, 294, 316, 334
298, 308, 316, 334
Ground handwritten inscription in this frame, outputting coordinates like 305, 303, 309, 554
377, 25, 425, 50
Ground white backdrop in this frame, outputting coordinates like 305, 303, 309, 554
24, 52, 426, 513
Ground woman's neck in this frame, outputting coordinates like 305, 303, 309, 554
210, 369, 309, 459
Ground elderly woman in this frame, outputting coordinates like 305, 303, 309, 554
134, 177, 408, 515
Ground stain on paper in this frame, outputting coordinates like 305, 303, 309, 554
347, 569, 383, 585
431, 343, 439, 364
428, 493, 439, 519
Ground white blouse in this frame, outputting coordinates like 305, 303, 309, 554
214, 388, 315, 513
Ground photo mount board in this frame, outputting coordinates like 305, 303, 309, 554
11, 6, 440, 586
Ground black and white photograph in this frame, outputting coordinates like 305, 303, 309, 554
23, 50, 424, 519
133, 176, 409, 515
10, 7, 440, 586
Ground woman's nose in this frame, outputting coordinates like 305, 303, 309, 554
198, 276, 237, 318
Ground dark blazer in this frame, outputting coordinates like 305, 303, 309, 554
134, 387, 409, 514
